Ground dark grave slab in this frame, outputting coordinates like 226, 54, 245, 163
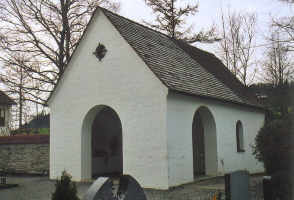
83, 175, 147, 200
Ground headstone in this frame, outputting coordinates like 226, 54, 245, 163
83, 175, 147, 200
225, 170, 250, 200
263, 176, 274, 200
84, 178, 108, 200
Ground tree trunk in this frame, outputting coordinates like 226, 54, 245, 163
19, 67, 23, 130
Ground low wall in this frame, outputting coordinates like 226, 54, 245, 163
0, 135, 49, 174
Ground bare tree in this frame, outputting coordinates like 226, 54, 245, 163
271, 0, 294, 51
1, 54, 37, 128
279, 0, 294, 3
143, 0, 219, 43
272, 17, 294, 51
262, 32, 294, 86
218, 11, 257, 86
0, 0, 120, 106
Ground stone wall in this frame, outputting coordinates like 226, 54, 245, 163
0, 135, 49, 174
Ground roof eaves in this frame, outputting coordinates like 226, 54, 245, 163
174, 39, 261, 107
169, 89, 266, 111
0, 91, 17, 105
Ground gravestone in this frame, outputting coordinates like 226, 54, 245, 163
83, 175, 147, 200
225, 170, 250, 200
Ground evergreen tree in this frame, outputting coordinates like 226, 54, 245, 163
51, 171, 79, 200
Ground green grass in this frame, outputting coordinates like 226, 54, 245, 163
29, 128, 50, 135
38, 128, 50, 135
11, 128, 50, 135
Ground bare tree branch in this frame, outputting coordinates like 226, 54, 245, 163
0, 0, 120, 127
218, 10, 257, 86
262, 31, 294, 86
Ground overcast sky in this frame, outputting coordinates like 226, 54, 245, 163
118, 0, 293, 81
120, 0, 293, 33
119, 0, 293, 49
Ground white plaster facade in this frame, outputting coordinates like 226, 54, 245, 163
167, 92, 265, 187
48, 9, 265, 190
49, 10, 169, 189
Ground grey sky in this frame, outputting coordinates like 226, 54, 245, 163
120, 0, 292, 32
118, 0, 293, 82
119, 0, 292, 47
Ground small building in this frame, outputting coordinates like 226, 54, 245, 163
0, 91, 16, 136
24, 114, 50, 129
47, 7, 265, 189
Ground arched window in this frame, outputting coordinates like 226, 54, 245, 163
0, 109, 5, 127
236, 121, 245, 152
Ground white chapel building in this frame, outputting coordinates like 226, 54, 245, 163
47, 7, 265, 190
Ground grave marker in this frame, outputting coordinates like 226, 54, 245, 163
225, 170, 250, 200
83, 175, 147, 200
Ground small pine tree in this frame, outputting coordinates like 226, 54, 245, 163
51, 171, 80, 200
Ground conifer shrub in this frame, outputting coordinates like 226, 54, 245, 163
253, 116, 293, 174
253, 114, 293, 200
51, 171, 79, 200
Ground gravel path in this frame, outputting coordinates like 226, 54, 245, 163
0, 175, 263, 200
0, 176, 91, 200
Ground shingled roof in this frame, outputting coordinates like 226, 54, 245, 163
101, 8, 261, 108
0, 90, 16, 105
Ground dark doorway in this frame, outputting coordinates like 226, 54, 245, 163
91, 106, 123, 178
192, 111, 206, 177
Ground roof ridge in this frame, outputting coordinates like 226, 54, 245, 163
101, 7, 224, 64
100, 7, 177, 41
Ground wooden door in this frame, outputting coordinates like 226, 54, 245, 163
192, 115, 205, 177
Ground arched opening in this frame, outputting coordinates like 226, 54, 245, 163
236, 120, 245, 152
82, 105, 123, 179
192, 106, 217, 178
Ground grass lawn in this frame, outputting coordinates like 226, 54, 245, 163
11, 128, 50, 135
38, 128, 50, 135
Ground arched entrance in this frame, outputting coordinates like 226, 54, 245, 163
192, 106, 217, 178
82, 105, 123, 179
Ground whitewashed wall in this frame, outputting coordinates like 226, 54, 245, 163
167, 92, 265, 187
49, 9, 169, 189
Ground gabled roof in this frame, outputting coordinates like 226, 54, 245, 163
101, 8, 261, 108
47, 7, 262, 109
24, 114, 50, 129
0, 90, 16, 105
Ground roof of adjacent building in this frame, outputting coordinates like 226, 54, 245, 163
0, 90, 16, 105
24, 114, 50, 129
101, 8, 261, 108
